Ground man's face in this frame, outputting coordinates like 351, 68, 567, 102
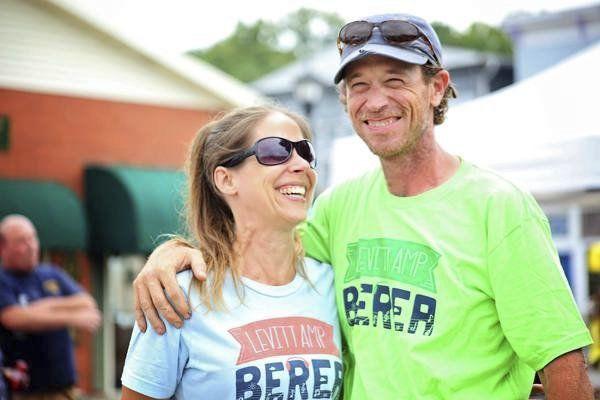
343, 55, 438, 160
0, 219, 39, 273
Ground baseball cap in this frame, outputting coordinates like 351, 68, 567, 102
334, 13, 444, 84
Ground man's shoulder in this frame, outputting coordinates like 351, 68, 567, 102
463, 161, 533, 200
35, 263, 68, 278
463, 160, 545, 220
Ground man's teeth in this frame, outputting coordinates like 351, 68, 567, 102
367, 118, 397, 127
279, 186, 306, 197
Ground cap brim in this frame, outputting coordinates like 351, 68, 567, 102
333, 44, 428, 84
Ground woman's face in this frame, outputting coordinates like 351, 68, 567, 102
227, 112, 317, 231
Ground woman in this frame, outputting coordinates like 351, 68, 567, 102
121, 106, 342, 399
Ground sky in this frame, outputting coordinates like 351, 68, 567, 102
67, 0, 598, 53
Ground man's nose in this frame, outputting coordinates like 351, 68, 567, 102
364, 88, 388, 112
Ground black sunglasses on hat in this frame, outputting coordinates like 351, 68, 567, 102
337, 20, 441, 67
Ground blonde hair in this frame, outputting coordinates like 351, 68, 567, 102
186, 105, 312, 311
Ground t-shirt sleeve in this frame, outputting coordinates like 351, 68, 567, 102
488, 216, 592, 371
121, 321, 188, 398
299, 190, 334, 264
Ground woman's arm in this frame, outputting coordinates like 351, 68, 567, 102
121, 386, 162, 400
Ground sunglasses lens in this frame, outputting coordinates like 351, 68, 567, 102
255, 138, 292, 165
339, 21, 372, 45
295, 140, 316, 168
380, 20, 420, 43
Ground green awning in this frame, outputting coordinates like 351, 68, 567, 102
0, 179, 87, 250
85, 165, 186, 254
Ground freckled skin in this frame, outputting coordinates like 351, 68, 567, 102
344, 56, 436, 160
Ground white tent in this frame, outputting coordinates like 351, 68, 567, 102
330, 42, 600, 198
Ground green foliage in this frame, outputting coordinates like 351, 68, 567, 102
432, 22, 513, 56
188, 8, 343, 82
189, 21, 295, 83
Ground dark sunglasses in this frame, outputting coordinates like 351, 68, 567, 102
220, 136, 317, 169
337, 20, 441, 66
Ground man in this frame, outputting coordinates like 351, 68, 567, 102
131, 14, 593, 399
0, 215, 102, 400
0, 350, 7, 400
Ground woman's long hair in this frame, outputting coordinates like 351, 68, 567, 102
186, 105, 313, 311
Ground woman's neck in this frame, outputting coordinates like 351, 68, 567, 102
234, 226, 297, 285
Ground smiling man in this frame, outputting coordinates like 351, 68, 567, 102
131, 13, 593, 399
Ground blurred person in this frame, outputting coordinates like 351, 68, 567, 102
120, 106, 342, 399
131, 14, 593, 399
0, 350, 7, 400
0, 215, 101, 400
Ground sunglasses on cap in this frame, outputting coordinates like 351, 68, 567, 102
220, 136, 317, 169
337, 20, 441, 66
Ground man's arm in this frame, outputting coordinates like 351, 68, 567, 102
537, 349, 593, 400
133, 239, 206, 334
0, 293, 101, 333
30, 292, 97, 311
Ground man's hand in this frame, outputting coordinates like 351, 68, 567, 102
538, 349, 593, 400
133, 239, 206, 334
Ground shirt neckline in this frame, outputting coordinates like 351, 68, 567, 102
240, 273, 305, 297
379, 158, 470, 208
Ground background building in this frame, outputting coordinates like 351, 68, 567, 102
0, 0, 261, 396
503, 2, 600, 80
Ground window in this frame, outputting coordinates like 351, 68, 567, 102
547, 213, 568, 236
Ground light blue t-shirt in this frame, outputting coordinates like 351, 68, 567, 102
122, 258, 343, 399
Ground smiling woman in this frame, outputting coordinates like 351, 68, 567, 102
120, 106, 343, 400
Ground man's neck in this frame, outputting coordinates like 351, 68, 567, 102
379, 133, 460, 197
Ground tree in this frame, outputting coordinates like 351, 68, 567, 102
188, 8, 343, 82
432, 22, 513, 56
189, 20, 295, 83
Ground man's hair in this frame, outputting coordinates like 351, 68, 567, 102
184, 105, 312, 311
336, 65, 457, 126
421, 65, 457, 125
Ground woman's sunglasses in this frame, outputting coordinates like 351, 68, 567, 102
337, 20, 441, 66
220, 137, 317, 169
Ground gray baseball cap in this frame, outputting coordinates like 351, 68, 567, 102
334, 13, 444, 84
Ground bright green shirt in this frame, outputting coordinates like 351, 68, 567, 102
301, 160, 591, 399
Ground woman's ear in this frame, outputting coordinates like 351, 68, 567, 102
213, 166, 237, 196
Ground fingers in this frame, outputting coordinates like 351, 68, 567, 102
147, 278, 183, 328
133, 285, 147, 333
134, 277, 166, 334
188, 248, 207, 281
161, 271, 190, 321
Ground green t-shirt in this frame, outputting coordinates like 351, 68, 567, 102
300, 160, 591, 399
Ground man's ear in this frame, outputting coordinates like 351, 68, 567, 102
213, 166, 237, 196
430, 69, 450, 107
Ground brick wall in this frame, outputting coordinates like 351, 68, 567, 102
0, 88, 217, 195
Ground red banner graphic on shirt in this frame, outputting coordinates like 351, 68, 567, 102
228, 316, 339, 365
